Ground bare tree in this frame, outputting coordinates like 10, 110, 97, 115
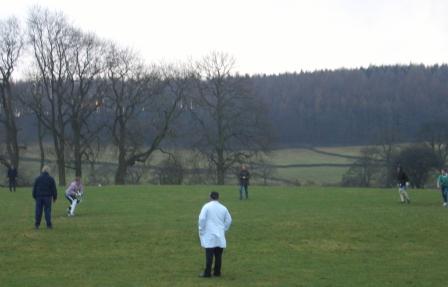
190, 52, 270, 184
65, 29, 105, 177
105, 44, 189, 184
373, 127, 400, 187
25, 76, 47, 171
27, 7, 74, 185
0, 16, 24, 168
418, 121, 448, 167
154, 152, 184, 185
253, 155, 277, 186
342, 146, 383, 187
393, 144, 441, 188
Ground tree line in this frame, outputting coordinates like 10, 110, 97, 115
252, 65, 448, 146
2, 7, 448, 186
0, 7, 268, 185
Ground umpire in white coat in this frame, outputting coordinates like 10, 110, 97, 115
198, 191, 232, 277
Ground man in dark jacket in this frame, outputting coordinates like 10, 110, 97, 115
7, 165, 18, 192
32, 165, 57, 229
239, 165, 250, 200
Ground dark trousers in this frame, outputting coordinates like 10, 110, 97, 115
239, 184, 248, 200
204, 247, 224, 276
442, 187, 448, 203
9, 179, 16, 192
35, 196, 53, 228
65, 194, 77, 205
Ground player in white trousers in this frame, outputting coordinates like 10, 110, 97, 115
65, 177, 84, 216
396, 166, 410, 204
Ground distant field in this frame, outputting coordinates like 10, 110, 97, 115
267, 146, 361, 185
269, 146, 360, 165
0, 185, 446, 287
7, 145, 363, 186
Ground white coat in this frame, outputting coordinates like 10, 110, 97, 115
198, 200, 232, 248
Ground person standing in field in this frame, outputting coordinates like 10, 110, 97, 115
198, 191, 232, 278
396, 166, 410, 204
32, 165, 57, 229
7, 165, 18, 192
239, 164, 250, 200
65, 177, 84, 216
436, 168, 448, 207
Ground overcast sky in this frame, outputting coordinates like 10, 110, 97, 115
1, 0, 448, 74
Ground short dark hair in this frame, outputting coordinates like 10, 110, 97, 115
210, 191, 219, 200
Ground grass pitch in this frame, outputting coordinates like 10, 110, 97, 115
1, 185, 447, 286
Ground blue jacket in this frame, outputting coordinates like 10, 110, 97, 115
239, 170, 250, 185
7, 168, 17, 179
32, 172, 57, 200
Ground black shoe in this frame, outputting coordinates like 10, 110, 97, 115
34, 225, 39, 230
47, 225, 52, 229
199, 272, 211, 278
213, 273, 221, 277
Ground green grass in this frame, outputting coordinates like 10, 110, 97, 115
269, 146, 359, 165
267, 146, 361, 184
271, 166, 348, 185
1, 185, 447, 286
16, 145, 362, 185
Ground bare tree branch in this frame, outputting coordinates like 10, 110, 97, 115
190, 52, 271, 184
0, 16, 24, 168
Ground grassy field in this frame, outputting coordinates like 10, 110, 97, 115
1, 185, 447, 287
12, 145, 362, 186
267, 147, 359, 185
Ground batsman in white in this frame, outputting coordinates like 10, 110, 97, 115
65, 176, 84, 216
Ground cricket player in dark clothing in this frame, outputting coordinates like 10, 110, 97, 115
32, 165, 57, 229
7, 165, 18, 192
397, 166, 410, 204
239, 165, 250, 200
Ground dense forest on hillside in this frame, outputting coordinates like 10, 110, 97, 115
252, 64, 448, 146
6, 62, 448, 186
15, 64, 448, 147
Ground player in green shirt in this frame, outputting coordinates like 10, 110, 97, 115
436, 168, 448, 207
